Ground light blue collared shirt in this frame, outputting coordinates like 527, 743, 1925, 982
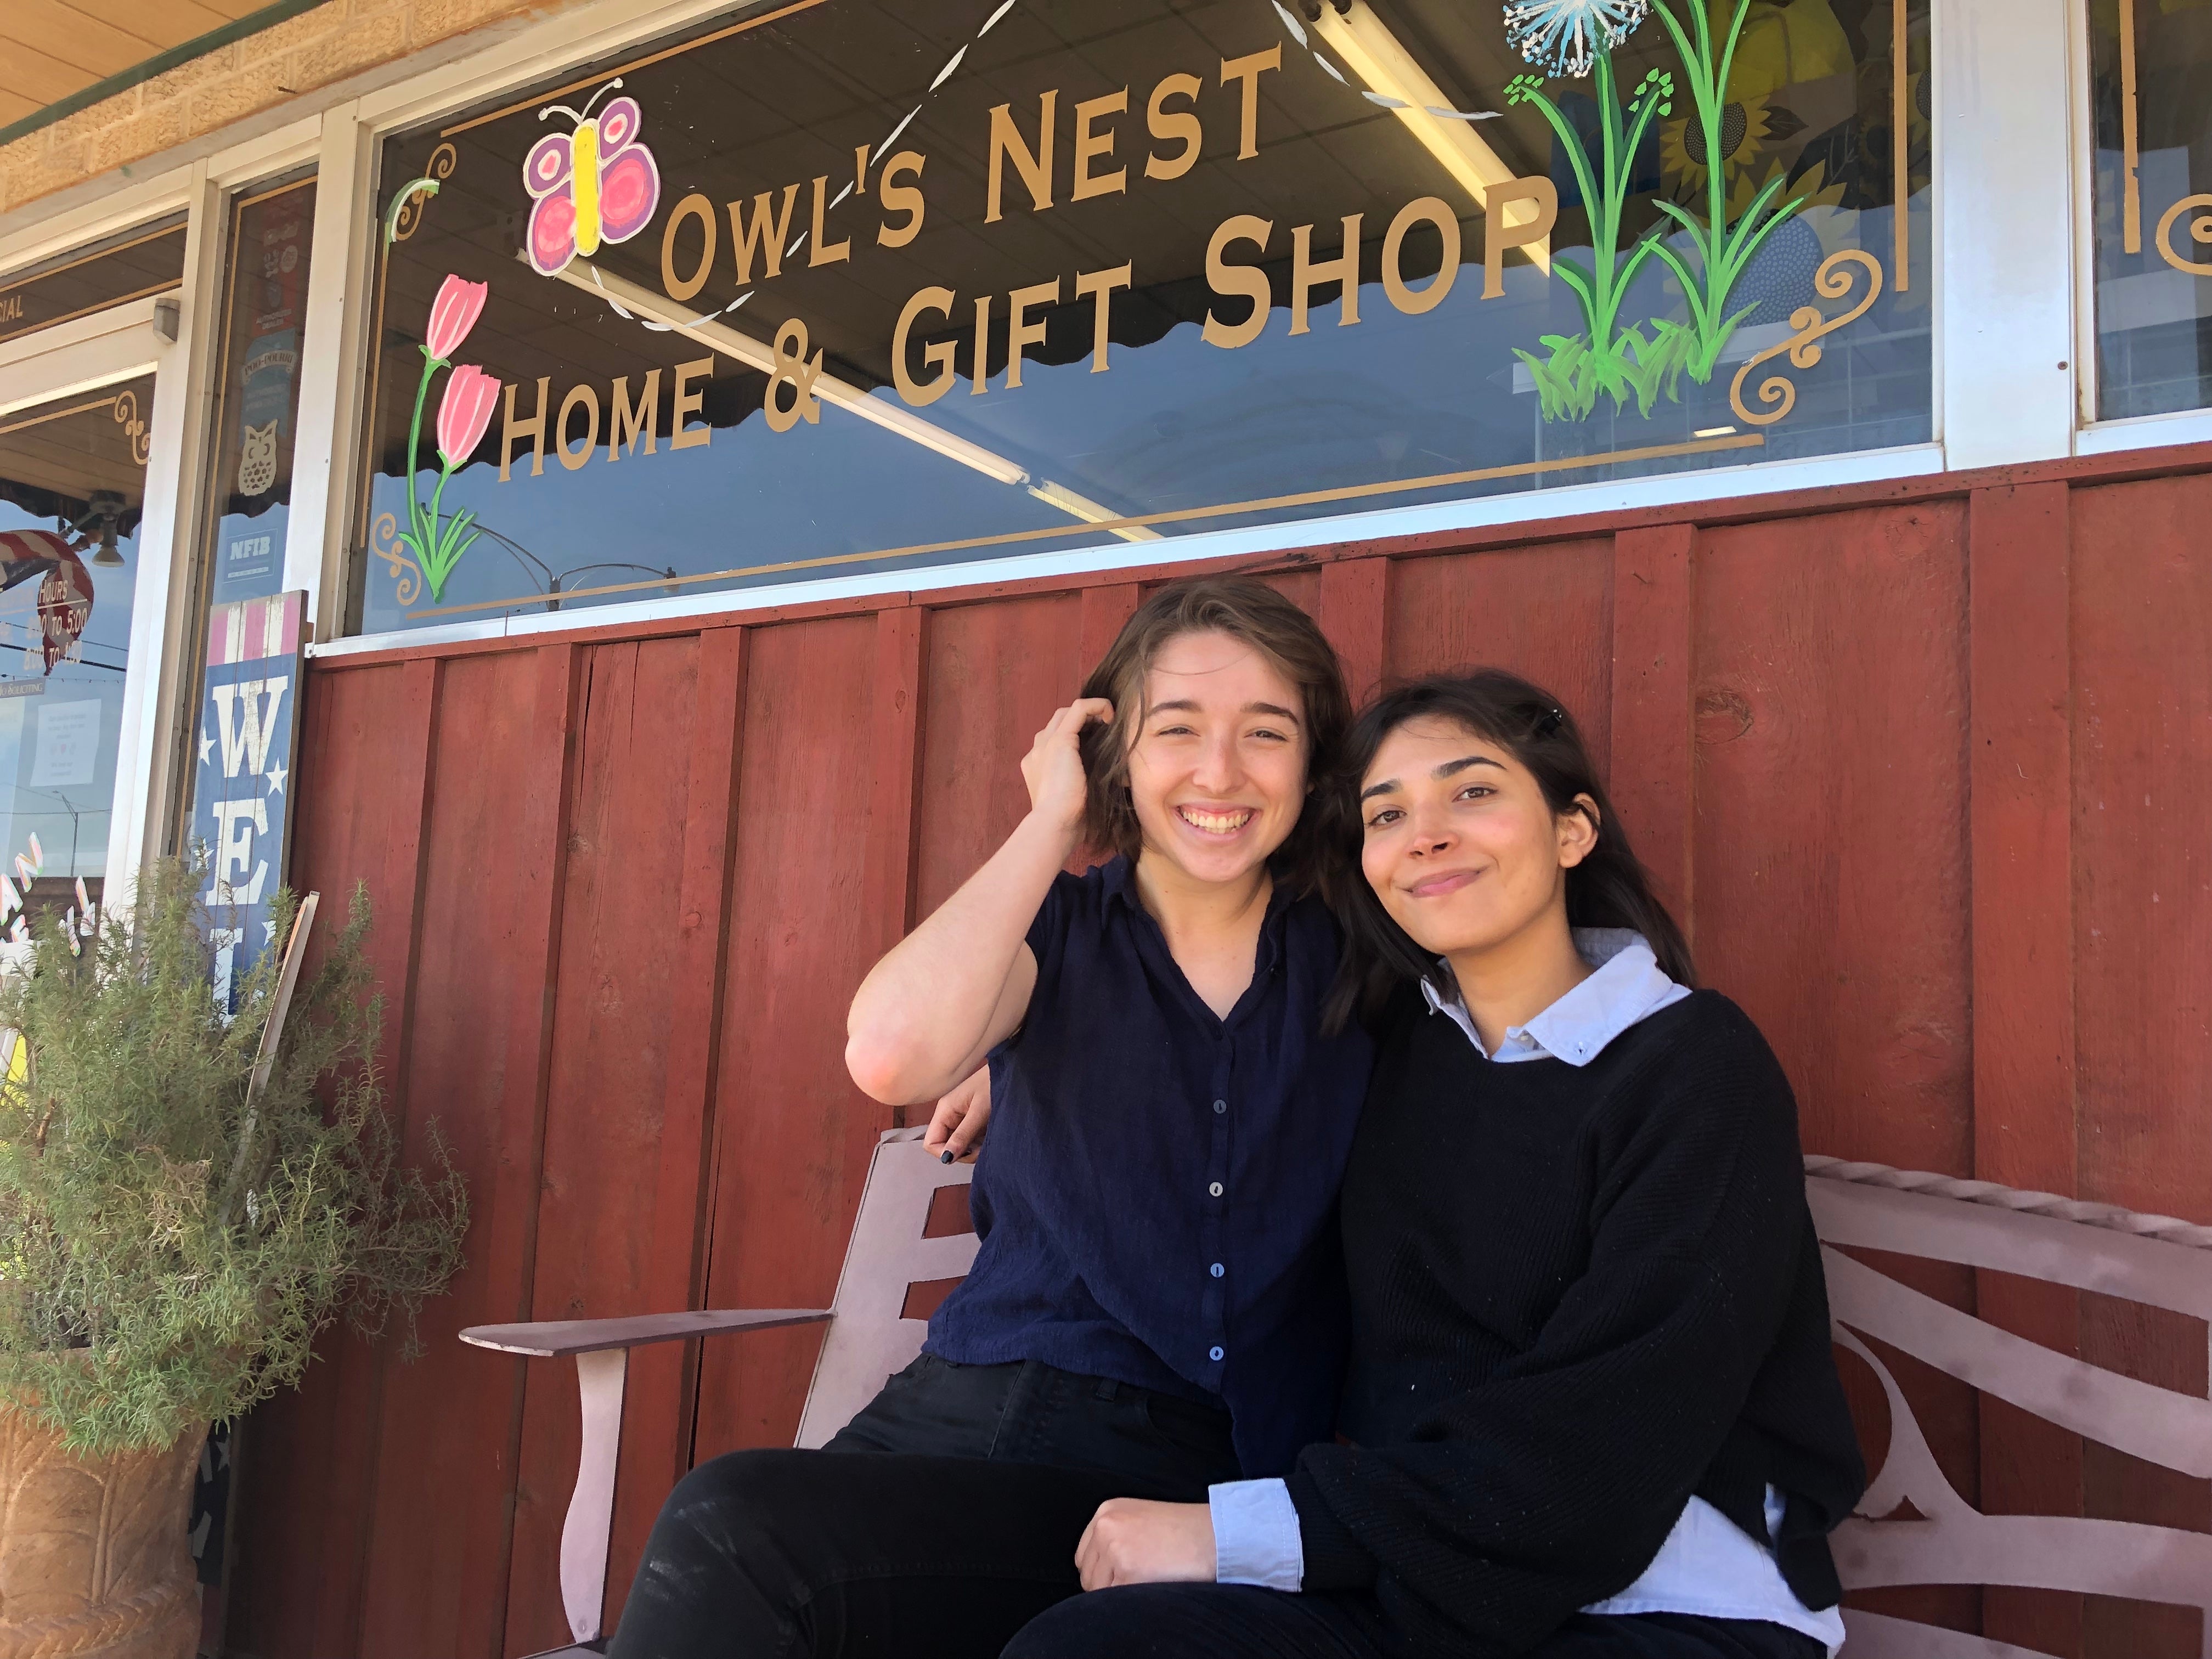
1207, 931, 1844, 1655
1414, 926, 1689, 1062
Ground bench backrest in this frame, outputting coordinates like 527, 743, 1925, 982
795, 1127, 979, 1449
1809, 1169, 2212, 1658
792, 1135, 2212, 1656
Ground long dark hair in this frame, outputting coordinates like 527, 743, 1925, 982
1322, 669, 1694, 1032
1076, 576, 1353, 896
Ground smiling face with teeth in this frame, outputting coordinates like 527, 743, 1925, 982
1121, 629, 1310, 890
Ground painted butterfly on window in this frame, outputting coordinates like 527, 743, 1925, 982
522, 78, 662, 277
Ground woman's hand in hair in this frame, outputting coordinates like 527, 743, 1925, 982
922, 1065, 991, 1163
1021, 698, 1114, 839
850, 707, 1107, 1108
1074, 1498, 1215, 1590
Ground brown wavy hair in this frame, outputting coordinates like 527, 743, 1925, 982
1076, 576, 1352, 895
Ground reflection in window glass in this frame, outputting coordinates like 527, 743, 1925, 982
356, 0, 1931, 634
200, 178, 318, 613
172, 177, 317, 867
0, 374, 155, 908
2090, 0, 2212, 419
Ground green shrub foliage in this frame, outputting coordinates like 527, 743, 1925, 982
0, 861, 467, 1452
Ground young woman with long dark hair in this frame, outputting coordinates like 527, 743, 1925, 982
1013, 669, 1867, 1659
607, 577, 1371, 1657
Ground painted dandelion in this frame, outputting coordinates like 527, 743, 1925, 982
1503, 0, 1651, 76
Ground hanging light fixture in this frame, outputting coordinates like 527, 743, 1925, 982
69, 493, 128, 567
1300, 0, 1551, 271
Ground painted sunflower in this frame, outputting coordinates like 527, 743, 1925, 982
1756, 155, 1849, 230
1661, 93, 1781, 193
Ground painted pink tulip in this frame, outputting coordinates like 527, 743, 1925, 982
423, 274, 489, 360
436, 364, 500, 470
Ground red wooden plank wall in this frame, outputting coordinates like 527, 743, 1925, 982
224, 455, 2212, 1658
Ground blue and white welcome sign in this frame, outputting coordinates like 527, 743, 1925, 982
189, 590, 305, 1010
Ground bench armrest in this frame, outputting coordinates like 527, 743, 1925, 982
459, 1306, 835, 1648
460, 1307, 832, 1358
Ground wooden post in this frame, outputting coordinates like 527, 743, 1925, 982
864, 608, 929, 961
311, 654, 445, 1658
462, 641, 586, 1657
1608, 524, 1697, 933
640, 626, 749, 1514
862, 608, 930, 1128
1076, 583, 1141, 672
1318, 557, 1390, 709
1967, 481, 2080, 1657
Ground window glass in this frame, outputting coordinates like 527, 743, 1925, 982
2090, 0, 2212, 419
199, 178, 318, 613
355, 0, 1932, 633
0, 374, 155, 913
172, 176, 317, 917
0, 215, 187, 348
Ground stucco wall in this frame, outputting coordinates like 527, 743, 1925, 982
0, 0, 568, 218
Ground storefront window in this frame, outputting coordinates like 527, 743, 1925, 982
195, 176, 318, 614
355, 0, 1931, 633
0, 375, 155, 911
173, 176, 317, 984
0, 215, 187, 348
2089, 0, 2212, 419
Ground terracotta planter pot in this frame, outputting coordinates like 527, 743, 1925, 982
0, 1407, 200, 1658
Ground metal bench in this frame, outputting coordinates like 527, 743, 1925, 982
461, 1126, 977, 1656
462, 1132, 2212, 1657
1809, 1158, 2212, 1658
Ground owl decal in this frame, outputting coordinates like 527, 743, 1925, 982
523, 78, 661, 276
237, 419, 280, 497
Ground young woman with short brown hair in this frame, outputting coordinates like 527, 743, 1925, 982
609, 576, 1371, 1657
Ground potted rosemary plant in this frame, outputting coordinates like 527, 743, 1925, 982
0, 861, 466, 1658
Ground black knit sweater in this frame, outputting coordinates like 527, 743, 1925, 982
1284, 989, 1865, 1658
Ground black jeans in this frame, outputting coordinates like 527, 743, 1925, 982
607, 1444, 1824, 1659
1006, 1590, 1828, 1659
606, 1358, 1825, 1659
607, 1355, 1239, 1658
822, 1352, 1241, 1491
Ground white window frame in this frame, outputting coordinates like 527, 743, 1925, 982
0, 0, 2180, 663
2066, 0, 2212, 454
0, 172, 204, 898
1939, 0, 2075, 470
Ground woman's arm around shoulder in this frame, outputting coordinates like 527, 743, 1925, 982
923, 1065, 992, 1162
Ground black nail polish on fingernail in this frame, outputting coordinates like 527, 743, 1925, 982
940, 1150, 955, 1164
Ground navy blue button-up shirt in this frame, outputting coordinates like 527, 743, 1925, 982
925, 856, 1372, 1476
